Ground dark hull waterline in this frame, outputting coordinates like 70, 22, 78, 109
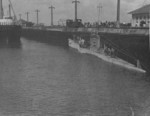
0, 25, 22, 44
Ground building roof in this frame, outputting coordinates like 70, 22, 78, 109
129, 4, 150, 14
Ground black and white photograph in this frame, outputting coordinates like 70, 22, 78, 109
0, 0, 149, 116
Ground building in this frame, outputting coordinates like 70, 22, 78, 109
129, 4, 150, 27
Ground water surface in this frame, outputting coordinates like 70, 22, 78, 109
0, 38, 149, 116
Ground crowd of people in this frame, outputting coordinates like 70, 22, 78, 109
104, 46, 116, 57
83, 21, 131, 28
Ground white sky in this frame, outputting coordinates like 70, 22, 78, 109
2, 0, 150, 25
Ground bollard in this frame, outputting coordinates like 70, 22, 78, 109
137, 59, 142, 68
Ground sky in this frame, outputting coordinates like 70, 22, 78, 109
2, 0, 150, 25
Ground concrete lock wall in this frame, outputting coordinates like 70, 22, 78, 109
66, 27, 149, 36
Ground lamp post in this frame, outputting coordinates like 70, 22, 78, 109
0, 0, 3, 19
25, 12, 29, 22
9, 4, 11, 17
97, 3, 103, 25
72, 0, 80, 21
35, 9, 40, 25
148, 10, 150, 51
49, 5, 55, 26
116, 0, 120, 28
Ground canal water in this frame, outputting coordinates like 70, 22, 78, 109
0, 37, 150, 116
